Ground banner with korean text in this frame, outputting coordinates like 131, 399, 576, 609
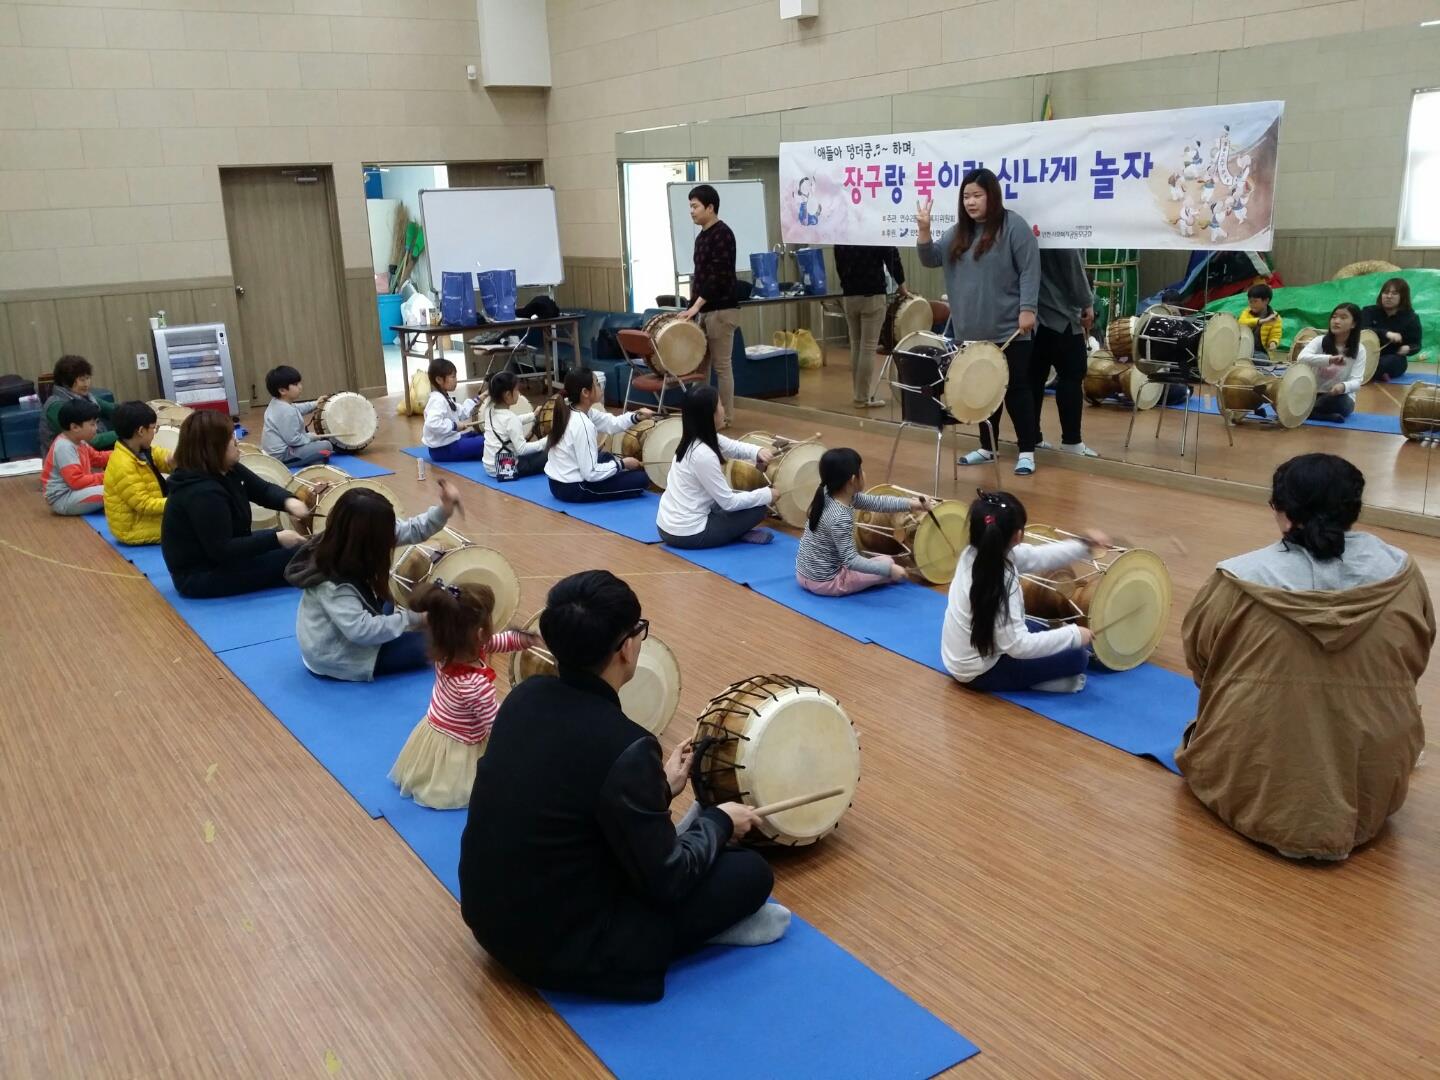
779, 101, 1283, 251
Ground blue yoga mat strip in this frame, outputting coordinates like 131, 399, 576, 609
402, 447, 663, 544
546, 916, 980, 1080
1167, 395, 1401, 434
82, 516, 299, 654
313, 454, 393, 478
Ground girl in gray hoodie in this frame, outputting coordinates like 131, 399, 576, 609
285, 479, 463, 681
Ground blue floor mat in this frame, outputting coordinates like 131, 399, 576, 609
546, 915, 980, 1080
402, 448, 663, 544
219, 637, 430, 818
82, 516, 298, 654
1167, 396, 1402, 434
665, 528, 801, 586
318, 454, 393, 478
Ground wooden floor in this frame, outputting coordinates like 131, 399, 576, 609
2, 394, 1438, 1079
788, 348, 1440, 517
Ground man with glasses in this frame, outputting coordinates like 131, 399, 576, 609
459, 570, 789, 1000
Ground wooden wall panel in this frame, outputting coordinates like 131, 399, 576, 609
5, 301, 61, 381
55, 295, 135, 402
344, 271, 384, 395
102, 294, 157, 404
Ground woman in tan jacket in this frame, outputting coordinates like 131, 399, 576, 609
1179, 453, 1434, 860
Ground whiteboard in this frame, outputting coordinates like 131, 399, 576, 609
419, 185, 563, 288
668, 180, 769, 276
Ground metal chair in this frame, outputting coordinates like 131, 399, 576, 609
616, 329, 704, 414
885, 345, 1001, 493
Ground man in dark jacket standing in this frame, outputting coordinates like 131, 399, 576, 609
459, 570, 787, 1001
679, 185, 740, 425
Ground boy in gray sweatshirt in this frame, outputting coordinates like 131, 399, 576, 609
261, 364, 333, 466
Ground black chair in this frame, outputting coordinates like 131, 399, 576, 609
886, 345, 1001, 493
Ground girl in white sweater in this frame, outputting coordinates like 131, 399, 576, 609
656, 385, 776, 548
422, 358, 485, 461
940, 490, 1107, 693
481, 371, 547, 478
1297, 303, 1367, 423
543, 368, 652, 502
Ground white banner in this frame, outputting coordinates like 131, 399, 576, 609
779, 101, 1283, 250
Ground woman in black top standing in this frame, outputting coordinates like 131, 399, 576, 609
1361, 277, 1422, 382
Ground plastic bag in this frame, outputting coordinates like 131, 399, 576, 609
774, 328, 822, 369
795, 247, 828, 296
477, 269, 518, 322
749, 252, 780, 298
396, 366, 433, 416
401, 291, 436, 328
440, 271, 476, 325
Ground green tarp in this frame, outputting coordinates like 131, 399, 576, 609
1205, 268, 1439, 354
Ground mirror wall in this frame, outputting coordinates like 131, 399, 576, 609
617, 25, 1440, 521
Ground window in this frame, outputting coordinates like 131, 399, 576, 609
1397, 89, 1440, 247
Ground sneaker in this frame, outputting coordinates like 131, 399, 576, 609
958, 449, 995, 467
1059, 442, 1099, 458
1013, 452, 1035, 476
851, 396, 887, 408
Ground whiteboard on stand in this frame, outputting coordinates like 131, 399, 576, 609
668, 180, 769, 276
419, 185, 564, 288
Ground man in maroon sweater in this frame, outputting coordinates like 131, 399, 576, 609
679, 184, 740, 425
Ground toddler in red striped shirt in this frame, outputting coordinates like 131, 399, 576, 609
389, 578, 541, 809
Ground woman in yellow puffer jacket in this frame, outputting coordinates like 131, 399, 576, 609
103, 401, 173, 545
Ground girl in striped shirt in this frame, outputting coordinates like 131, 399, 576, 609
389, 579, 541, 809
796, 448, 934, 596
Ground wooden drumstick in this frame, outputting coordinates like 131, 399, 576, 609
999, 327, 1024, 352
750, 787, 846, 818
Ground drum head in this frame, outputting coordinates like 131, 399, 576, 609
154, 403, 193, 427
640, 416, 684, 489
1087, 549, 1171, 671
1237, 325, 1255, 361
735, 685, 860, 844
147, 398, 179, 410
1401, 382, 1440, 440
892, 295, 932, 341
771, 443, 826, 528
312, 478, 403, 534
1274, 363, 1318, 429
619, 637, 681, 737
1126, 366, 1163, 411
151, 424, 181, 458
1359, 329, 1381, 384
894, 329, 950, 357
911, 501, 967, 584
943, 341, 1009, 423
1199, 313, 1241, 385
1106, 316, 1136, 359
653, 318, 707, 376
428, 546, 520, 628
291, 463, 349, 491
317, 391, 378, 451
1289, 327, 1320, 364
508, 611, 549, 686
237, 455, 291, 530
235, 441, 262, 457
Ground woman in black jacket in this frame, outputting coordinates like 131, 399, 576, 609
161, 410, 311, 597
1361, 277, 1423, 381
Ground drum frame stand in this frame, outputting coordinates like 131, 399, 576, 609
885, 366, 1002, 493
1124, 343, 1198, 458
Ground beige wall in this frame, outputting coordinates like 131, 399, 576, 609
548, 0, 1440, 265
0, 0, 547, 293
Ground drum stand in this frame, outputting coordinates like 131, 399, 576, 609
1124, 349, 1198, 457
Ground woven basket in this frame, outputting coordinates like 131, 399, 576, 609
1332, 259, 1400, 280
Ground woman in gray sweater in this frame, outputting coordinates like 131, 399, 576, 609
918, 168, 1041, 475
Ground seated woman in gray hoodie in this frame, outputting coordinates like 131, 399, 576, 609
285, 479, 464, 681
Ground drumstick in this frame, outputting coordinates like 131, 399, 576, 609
999, 327, 1024, 352
1088, 605, 1147, 636
749, 787, 846, 818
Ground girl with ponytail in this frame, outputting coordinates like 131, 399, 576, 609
940, 489, 1107, 693
1295, 302, 1366, 423
1179, 453, 1431, 861
422, 358, 486, 462
389, 579, 541, 809
795, 447, 934, 595
543, 367, 654, 502
481, 370, 548, 478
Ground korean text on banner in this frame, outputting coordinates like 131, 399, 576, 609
778, 101, 1284, 251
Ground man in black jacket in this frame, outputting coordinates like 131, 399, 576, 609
459, 570, 787, 1001
679, 184, 740, 425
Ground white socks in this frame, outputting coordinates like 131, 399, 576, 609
1032, 674, 1086, 693
707, 903, 792, 947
